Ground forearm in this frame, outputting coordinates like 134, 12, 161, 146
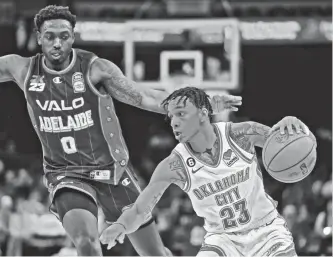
141, 88, 168, 114
116, 205, 148, 234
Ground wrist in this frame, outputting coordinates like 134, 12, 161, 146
211, 112, 226, 123
113, 222, 126, 232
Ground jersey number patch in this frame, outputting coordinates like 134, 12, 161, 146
60, 136, 78, 154
219, 199, 251, 230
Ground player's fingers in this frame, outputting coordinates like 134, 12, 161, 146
293, 123, 301, 134
107, 241, 116, 250
118, 234, 125, 244
279, 123, 286, 135
287, 123, 293, 135
227, 95, 242, 102
229, 107, 238, 112
301, 124, 310, 135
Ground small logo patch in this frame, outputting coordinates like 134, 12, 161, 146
122, 178, 131, 186
186, 157, 196, 167
72, 72, 86, 93
89, 170, 110, 180
53, 77, 62, 84
29, 75, 45, 92
192, 166, 204, 174
223, 149, 239, 167
300, 163, 309, 175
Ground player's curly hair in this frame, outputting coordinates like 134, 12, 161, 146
34, 5, 76, 32
161, 87, 213, 119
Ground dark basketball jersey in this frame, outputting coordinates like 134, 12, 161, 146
23, 48, 129, 184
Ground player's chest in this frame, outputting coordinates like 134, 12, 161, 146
26, 73, 98, 113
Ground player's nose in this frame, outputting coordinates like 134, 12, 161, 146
53, 38, 61, 48
170, 118, 180, 129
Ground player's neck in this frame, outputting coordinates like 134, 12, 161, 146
188, 123, 216, 153
44, 51, 72, 71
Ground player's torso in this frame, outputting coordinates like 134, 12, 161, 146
174, 122, 278, 233
22, 49, 129, 184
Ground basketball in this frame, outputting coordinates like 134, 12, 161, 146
262, 130, 317, 183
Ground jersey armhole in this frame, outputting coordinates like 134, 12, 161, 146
23, 57, 33, 96
172, 149, 192, 192
86, 56, 109, 98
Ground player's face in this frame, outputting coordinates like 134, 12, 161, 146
37, 19, 75, 65
167, 97, 202, 143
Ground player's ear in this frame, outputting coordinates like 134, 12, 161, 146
201, 108, 209, 117
36, 31, 42, 45
199, 108, 209, 122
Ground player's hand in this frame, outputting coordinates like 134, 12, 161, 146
269, 116, 310, 136
211, 95, 242, 113
100, 223, 126, 250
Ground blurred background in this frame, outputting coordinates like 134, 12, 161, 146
0, 0, 331, 256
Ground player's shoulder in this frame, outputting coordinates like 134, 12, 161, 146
155, 152, 185, 173
75, 48, 97, 61
228, 121, 256, 135
4, 54, 30, 69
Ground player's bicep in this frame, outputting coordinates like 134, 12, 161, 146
95, 59, 144, 106
0, 55, 18, 83
229, 122, 271, 151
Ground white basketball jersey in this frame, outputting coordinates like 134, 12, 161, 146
173, 122, 278, 233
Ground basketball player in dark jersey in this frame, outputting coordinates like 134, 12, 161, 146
0, 5, 242, 256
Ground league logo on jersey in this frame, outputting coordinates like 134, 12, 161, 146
72, 72, 86, 93
223, 149, 239, 167
29, 75, 45, 92
186, 157, 196, 167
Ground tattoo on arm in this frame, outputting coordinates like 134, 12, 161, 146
105, 77, 143, 106
168, 155, 188, 188
141, 191, 164, 219
230, 122, 270, 152
97, 59, 143, 106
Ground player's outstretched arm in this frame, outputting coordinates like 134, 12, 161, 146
91, 58, 243, 115
91, 58, 169, 113
0, 55, 30, 89
99, 153, 188, 249
229, 116, 311, 152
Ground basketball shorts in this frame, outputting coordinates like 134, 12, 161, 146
197, 216, 297, 257
44, 167, 152, 224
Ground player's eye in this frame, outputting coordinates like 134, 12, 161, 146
61, 34, 69, 40
178, 112, 185, 117
45, 34, 53, 40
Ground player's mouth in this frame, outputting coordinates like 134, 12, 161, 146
174, 131, 183, 140
51, 52, 62, 59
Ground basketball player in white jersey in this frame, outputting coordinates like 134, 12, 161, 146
100, 87, 313, 256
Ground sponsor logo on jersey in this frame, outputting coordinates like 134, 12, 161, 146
53, 76, 62, 84
29, 75, 45, 92
192, 165, 204, 174
186, 157, 196, 167
89, 170, 110, 180
222, 149, 239, 167
72, 72, 86, 93
121, 177, 131, 186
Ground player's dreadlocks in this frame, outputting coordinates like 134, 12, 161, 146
161, 87, 213, 120
34, 5, 76, 32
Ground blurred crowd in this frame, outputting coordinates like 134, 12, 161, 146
0, 121, 331, 256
